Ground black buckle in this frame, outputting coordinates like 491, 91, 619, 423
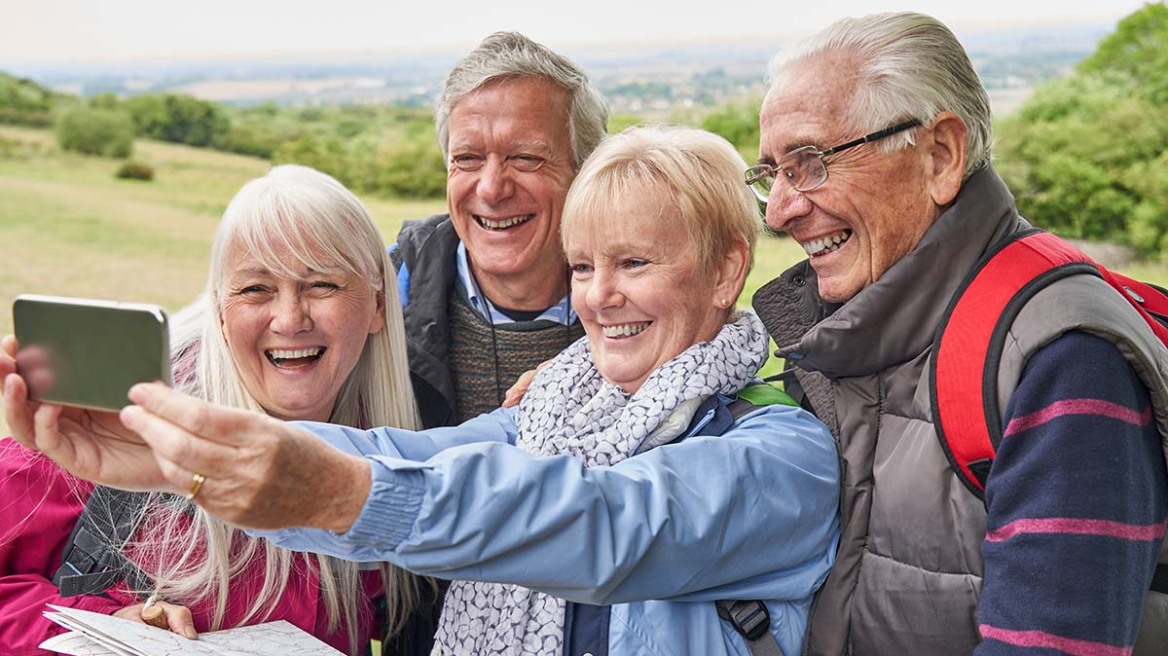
717, 600, 770, 641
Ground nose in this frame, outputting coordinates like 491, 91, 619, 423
764, 178, 813, 234
270, 293, 312, 335
476, 157, 515, 206
584, 268, 623, 313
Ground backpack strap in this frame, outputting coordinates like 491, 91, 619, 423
714, 382, 796, 656
931, 228, 1106, 500
53, 486, 152, 597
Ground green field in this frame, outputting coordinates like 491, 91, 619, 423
2, 124, 1165, 438
0, 125, 807, 436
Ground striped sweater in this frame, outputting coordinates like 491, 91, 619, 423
977, 331, 1168, 655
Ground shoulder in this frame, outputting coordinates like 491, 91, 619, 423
721, 402, 839, 470
395, 214, 454, 252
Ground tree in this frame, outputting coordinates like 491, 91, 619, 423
1077, 2, 1168, 104
55, 107, 135, 158
122, 93, 230, 147
996, 4, 1168, 256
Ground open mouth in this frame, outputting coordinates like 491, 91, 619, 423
803, 230, 852, 257
602, 322, 650, 339
266, 347, 325, 369
475, 214, 534, 231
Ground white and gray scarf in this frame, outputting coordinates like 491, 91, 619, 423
432, 311, 770, 655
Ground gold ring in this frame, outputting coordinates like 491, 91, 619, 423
186, 473, 206, 501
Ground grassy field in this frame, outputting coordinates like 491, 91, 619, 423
2, 124, 1166, 438
0, 124, 807, 436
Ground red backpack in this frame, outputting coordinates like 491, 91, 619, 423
930, 228, 1168, 499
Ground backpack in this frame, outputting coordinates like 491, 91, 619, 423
53, 486, 153, 597
930, 227, 1168, 500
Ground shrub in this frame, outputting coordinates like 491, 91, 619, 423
55, 107, 135, 158
115, 160, 155, 181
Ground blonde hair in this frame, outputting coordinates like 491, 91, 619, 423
562, 125, 760, 286
132, 165, 422, 654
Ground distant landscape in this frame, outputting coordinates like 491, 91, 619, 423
3, 6, 1167, 438
10, 20, 1113, 116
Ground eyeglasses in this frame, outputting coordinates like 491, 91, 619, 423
744, 118, 922, 202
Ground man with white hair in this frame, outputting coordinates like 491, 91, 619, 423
750, 11, 1168, 655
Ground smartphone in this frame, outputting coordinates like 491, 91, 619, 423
13, 294, 172, 411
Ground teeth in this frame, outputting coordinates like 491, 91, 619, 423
803, 230, 852, 256
476, 214, 534, 230
267, 348, 324, 360
602, 323, 649, 338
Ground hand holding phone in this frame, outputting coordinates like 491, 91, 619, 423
13, 294, 172, 411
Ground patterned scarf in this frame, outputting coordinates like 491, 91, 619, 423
433, 311, 770, 655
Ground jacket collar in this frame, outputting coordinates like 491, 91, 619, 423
754, 165, 1027, 378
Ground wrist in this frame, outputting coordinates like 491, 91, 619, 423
318, 455, 372, 533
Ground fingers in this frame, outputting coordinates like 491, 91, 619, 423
0, 334, 16, 375
3, 373, 37, 449
112, 602, 197, 639
119, 404, 230, 493
157, 601, 197, 639
503, 368, 538, 408
127, 383, 253, 448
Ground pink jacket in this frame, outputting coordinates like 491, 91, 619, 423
0, 438, 382, 655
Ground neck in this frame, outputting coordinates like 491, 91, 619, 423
471, 259, 569, 312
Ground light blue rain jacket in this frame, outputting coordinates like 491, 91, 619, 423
255, 400, 840, 656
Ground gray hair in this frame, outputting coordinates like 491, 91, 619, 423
435, 31, 609, 169
766, 12, 993, 176
153, 164, 422, 652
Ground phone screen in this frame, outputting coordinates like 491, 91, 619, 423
13, 294, 171, 411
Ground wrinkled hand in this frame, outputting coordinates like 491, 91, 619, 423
112, 600, 197, 639
2, 335, 166, 491
502, 360, 551, 408
121, 383, 372, 532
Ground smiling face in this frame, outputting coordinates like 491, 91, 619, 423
218, 240, 385, 422
445, 76, 576, 304
565, 194, 742, 394
759, 56, 943, 303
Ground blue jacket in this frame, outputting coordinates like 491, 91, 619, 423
257, 397, 841, 656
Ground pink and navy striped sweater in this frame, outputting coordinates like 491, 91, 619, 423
977, 331, 1168, 655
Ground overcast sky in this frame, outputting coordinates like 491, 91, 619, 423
0, 0, 1152, 67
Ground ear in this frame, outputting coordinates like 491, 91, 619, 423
368, 290, 387, 335
712, 236, 752, 310
924, 112, 968, 207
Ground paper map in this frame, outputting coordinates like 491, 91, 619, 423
40, 605, 345, 656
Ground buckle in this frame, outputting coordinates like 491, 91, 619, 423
717, 600, 770, 641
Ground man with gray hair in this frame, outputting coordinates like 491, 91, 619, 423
390, 31, 608, 429
749, 11, 1168, 655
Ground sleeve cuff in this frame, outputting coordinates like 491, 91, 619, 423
340, 461, 427, 550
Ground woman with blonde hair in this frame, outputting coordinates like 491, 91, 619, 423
0, 164, 422, 655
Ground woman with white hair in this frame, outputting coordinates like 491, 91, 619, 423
4, 128, 841, 655
0, 165, 423, 655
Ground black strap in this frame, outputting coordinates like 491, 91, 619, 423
53, 486, 151, 597
1151, 564, 1168, 595
714, 395, 784, 656
716, 599, 784, 656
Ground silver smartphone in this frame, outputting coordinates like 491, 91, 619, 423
13, 294, 172, 411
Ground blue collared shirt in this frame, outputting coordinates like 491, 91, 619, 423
392, 242, 576, 326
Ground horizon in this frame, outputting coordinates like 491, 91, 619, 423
1, 0, 1147, 76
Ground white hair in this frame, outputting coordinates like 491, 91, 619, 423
766, 11, 993, 177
